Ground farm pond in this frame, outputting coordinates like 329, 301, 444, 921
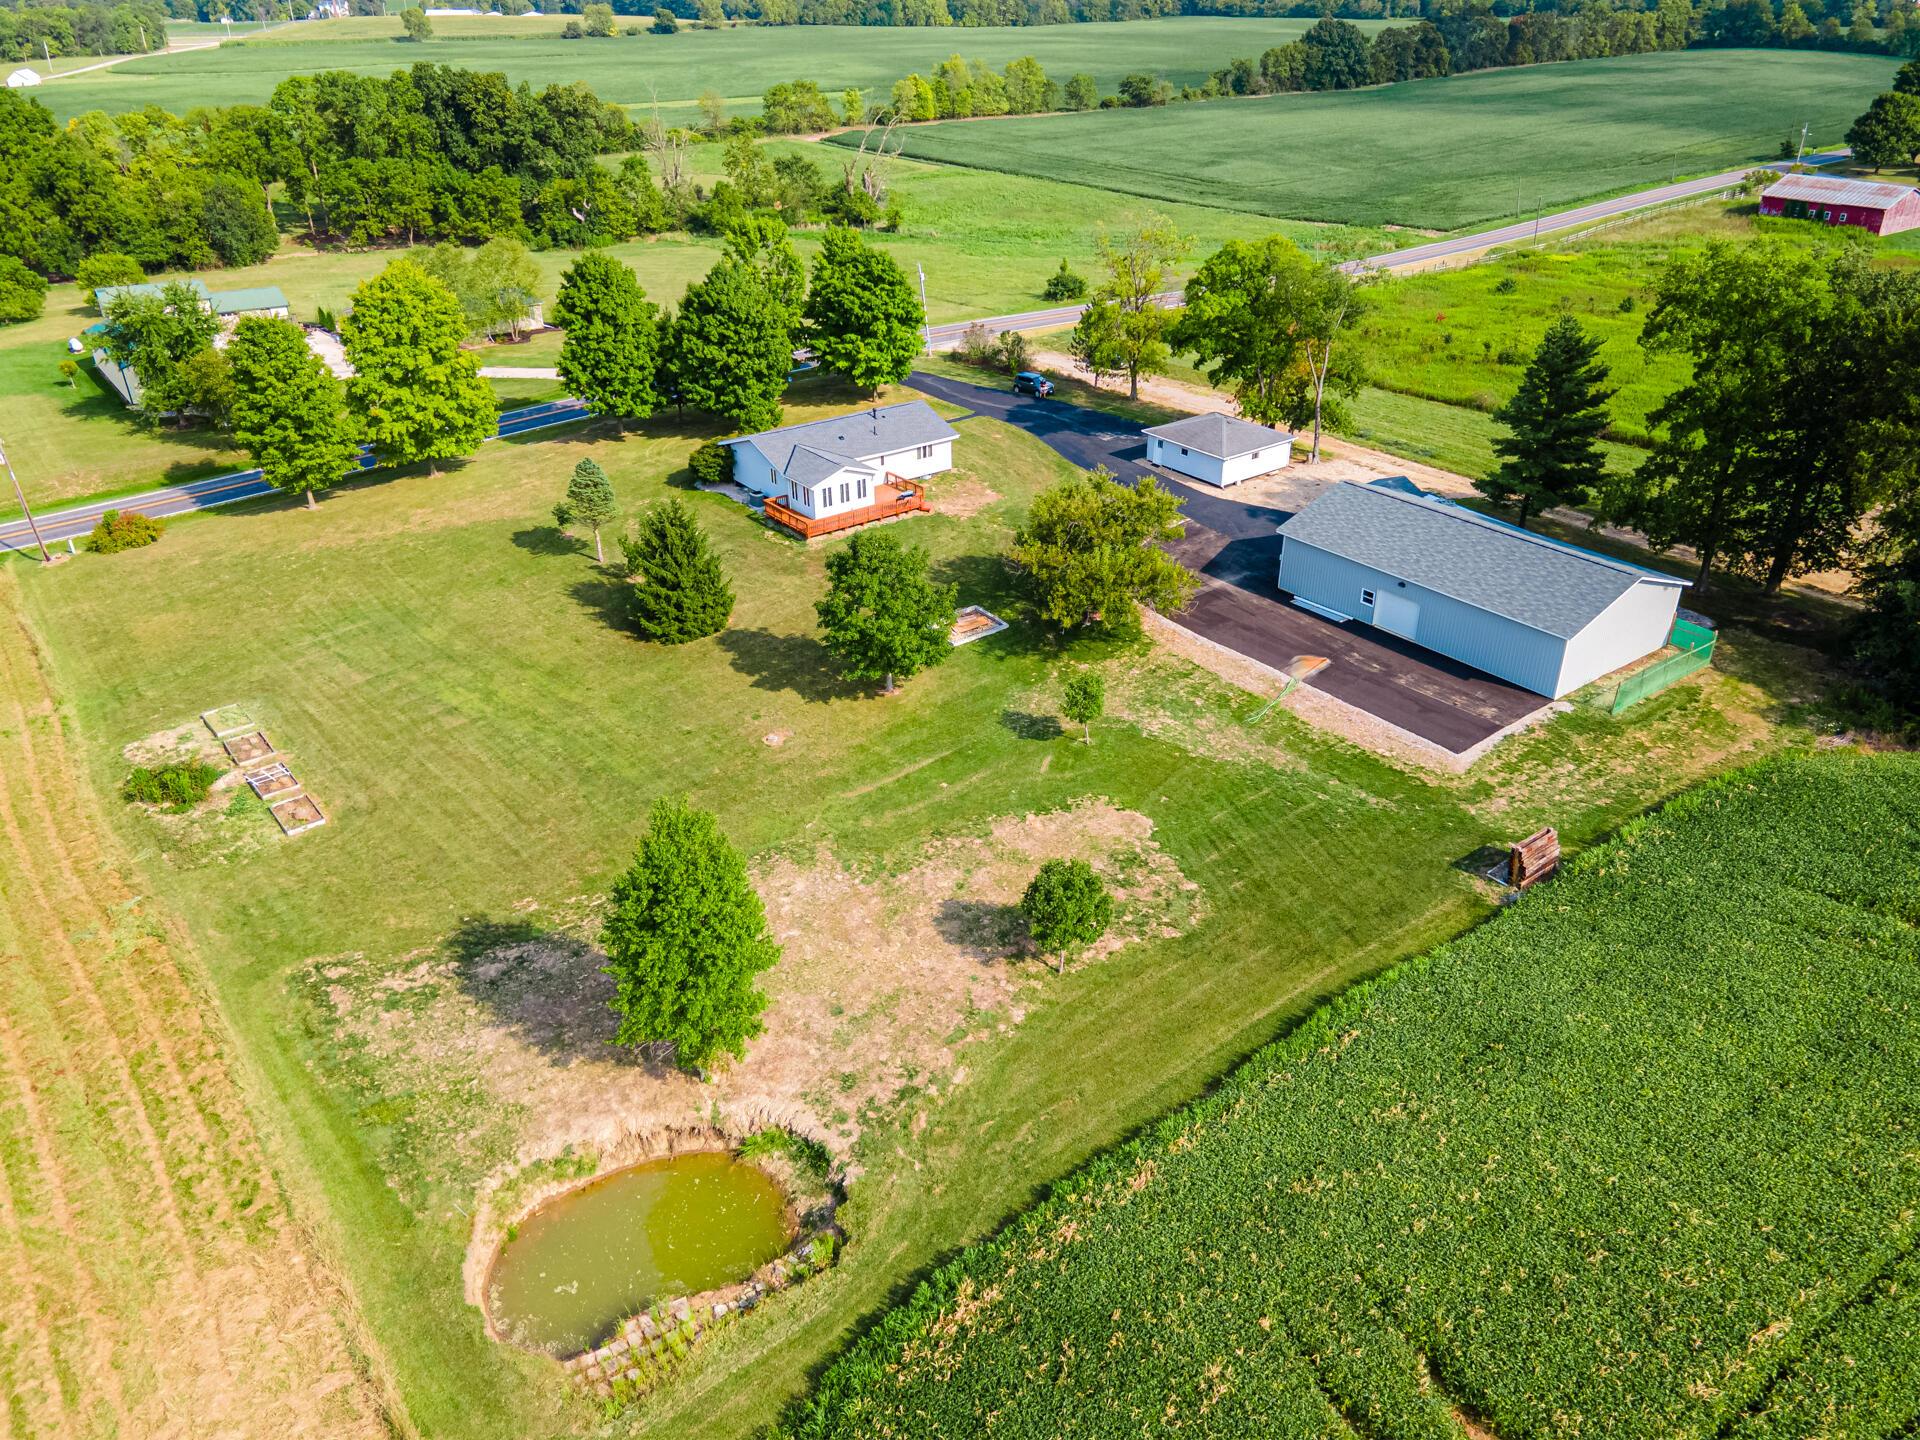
487, 1151, 793, 1355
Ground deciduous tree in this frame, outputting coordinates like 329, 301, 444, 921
1060, 670, 1105, 744
1847, 91, 1920, 171
226, 315, 360, 510
1068, 297, 1125, 389
100, 281, 221, 423
0, 255, 46, 324
1171, 235, 1319, 427
666, 257, 793, 432
815, 529, 956, 694
803, 226, 924, 394
1010, 467, 1197, 634
1092, 213, 1189, 400
552, 251, 661, 424
622, 498, 735, 642
1479, 315, 1615, 528
602, 796, 780, 1073
1019, 858, 1112, 974
342, 259, 496, 474
554, 457, 618, 563
399, 6, 431, 40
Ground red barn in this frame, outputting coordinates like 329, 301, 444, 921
1759, 174, 1920, 236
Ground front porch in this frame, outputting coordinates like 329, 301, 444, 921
763, 479, 931, 540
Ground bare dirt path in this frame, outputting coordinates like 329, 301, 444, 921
0, 570, 394, 1440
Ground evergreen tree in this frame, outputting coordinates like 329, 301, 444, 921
1060, 670, 1105, 744
802, 227, 925, 395
815, 530, 957, 694
1011, 468, 1198, 634
1019, 858, 1112, 975
622, 499, 735, 643
601, 796, 780, 1072
1479, 315, 1615, 528
342, 259, 496, 474
553, 457, 618, 563
552, 251, 661, 424
667, 257, 794, 433
226, 316, 360, 510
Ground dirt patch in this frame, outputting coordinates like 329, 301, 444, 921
932, 475, 1001, 521
123, 720, 221, 769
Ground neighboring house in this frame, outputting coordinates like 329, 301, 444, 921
1758, 174, 1920, 236
6, 67, 43, 87
86, 281, 296, 407
1143, 412, 1292, 488
1277, 479, 1690, 699
723, 401, 959, 538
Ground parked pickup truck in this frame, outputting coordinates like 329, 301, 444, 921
1013, 371, 1054, 398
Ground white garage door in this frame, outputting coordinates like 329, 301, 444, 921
1374, 591, 1420, 640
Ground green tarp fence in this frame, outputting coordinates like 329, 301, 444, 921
1611, 617, 1716, 714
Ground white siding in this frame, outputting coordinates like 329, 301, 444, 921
1553, 578, 1683, 697
730, 445, 777, 496
876, 440, 950, 481
1148, 434, 1289, 488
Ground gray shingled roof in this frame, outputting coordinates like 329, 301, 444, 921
1763, 174, 1917, 210
1278, 482, 1686, 639
724, 400, 958, 477
1143, 411, 1291, 459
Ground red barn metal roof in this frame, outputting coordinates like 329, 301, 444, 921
1762, 174, 1918, 210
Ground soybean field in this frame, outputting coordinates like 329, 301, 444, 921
858, 49, 1901, 230
788, 751, 1920, 1440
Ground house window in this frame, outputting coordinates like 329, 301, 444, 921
1361, 588, 1377, 607
857, 476, 868, 500
1180, 446, 1189, 455
839, 482, 850, 505
1252, 451, 1261, 460
916, 444, 934, 460
800, 487, 812, 508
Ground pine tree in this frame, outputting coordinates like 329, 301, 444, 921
815, 530, 957, 694
667, 257, 793, 433
553, 457, 618, 563
342, 259, 496, 475
802, 227, 924, 395
1479, 315, 1614, 528
226, 316, 360, 510
552, 252, 662, 425
622, 499, 735, 642
601, 796, 780, 1073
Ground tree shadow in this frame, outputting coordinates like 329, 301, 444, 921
931, 898, 1027, 964
444, 914, 657, 1070
999, 708, 1063, 741
512, 524, 583, 557
717, 627, 865, 701
567, 574, 636, 633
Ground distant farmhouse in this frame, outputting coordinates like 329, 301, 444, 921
86, 280, 295, 408
1759, 174, 1920, 236
1144, 412, 1292, 488
1278, 479, 1689, 699
723, 401, 959, 539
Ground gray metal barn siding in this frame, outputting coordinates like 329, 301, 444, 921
1278, 538, 1568, 695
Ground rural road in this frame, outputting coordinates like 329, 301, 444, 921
0, 398, 588, 552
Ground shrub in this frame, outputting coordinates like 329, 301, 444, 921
955, 321, 999, 368
1494, 346, 1526, 366
122, 759, 222, 809
1618, 294, 1637, 313
0, 256, 47, 325
1492, 274, 1518, 294
75, 253, 145, 308
87, 509, 164, 553
688, 439, 734, 487
1042, 260, 1088, 303
739, 1127, 833, 1182
997, 330, 1031, 374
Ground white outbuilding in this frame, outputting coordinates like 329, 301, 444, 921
6, 67, 44, 88
1143, 412, 1292, 487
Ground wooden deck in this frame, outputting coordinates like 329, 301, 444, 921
763, 480, 930, 540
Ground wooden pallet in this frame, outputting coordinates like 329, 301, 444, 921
1509, 826, 1559, 889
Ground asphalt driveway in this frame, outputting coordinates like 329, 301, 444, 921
911, 371, 1547, 755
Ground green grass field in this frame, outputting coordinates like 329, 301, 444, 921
26, 15, 1375, 121
859, 49, 1902, 230
788, 749, 1920, 1440
7, 368, 1801, 1440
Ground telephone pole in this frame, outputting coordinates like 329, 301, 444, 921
0, 437, 54, 565
917, 262, 931, 356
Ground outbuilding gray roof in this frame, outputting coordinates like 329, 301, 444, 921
1278, 481, 1686, 640
1763, 173, 1917, 210
724, 400, 958, 478
1144, 411, 1291, 459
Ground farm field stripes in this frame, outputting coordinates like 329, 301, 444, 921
23, 15, 1371, 122
787, 752, 1920, 1440
0, 574, 392, 1440
861, 50, 1901, 230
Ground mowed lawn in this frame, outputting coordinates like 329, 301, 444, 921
8, 378, 1794, 1439
864, 49, 1902, 230
27, 15, 1378, 121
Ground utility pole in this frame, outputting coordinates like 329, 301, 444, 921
1795, 122, 1810, 165
917, 262, 930, 356
0, 437, 54, 565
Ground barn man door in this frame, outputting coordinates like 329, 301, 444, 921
1374, 590, 1420, 640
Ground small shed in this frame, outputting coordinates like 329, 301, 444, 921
1143, 412, 1292, 488
1759, 174, 1920, 237
1277, 480, 1689, 699
6, 67, 43, 87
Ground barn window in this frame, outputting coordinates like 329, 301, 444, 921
1361, 588, 1377, 607
1838, 211, 1847, 222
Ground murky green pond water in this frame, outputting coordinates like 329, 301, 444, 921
487, 1151, 792, 1355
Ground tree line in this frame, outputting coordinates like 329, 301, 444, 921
0, 0, 168, 62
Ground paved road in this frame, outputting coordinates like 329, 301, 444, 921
0, 398, 588, 552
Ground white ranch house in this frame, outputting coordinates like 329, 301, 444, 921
723, 402, 958, 538
1144, 412, 1292, 487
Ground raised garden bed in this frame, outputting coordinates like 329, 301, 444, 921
270, 794, 326, 836
224, 731, 275, 765
200, 703, 256, 739
950, 605, 1008, 646
245, 763, 301, 801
